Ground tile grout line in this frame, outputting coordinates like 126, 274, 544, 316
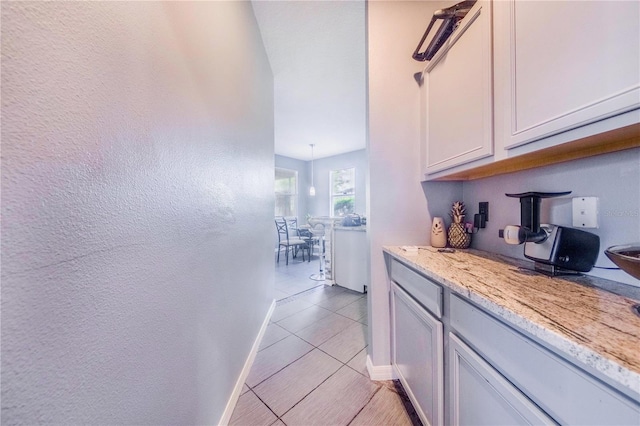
241, 280, 371, 425
261, 331, 335, 422
249, 357, 375, 426
275, 284, 327, 304
274, 359, 376, 425
252, 310, 363, 388
246, 344, 315, 390
251, 317, 370, 424
246, 388, 280, 424
266, 297, 366, 358
271, 298, 368, 368
345, 385, 384, 426
274, 364, 344, 422
277, 284, 353, 304
331, 307, 368, 323
289, 318, 359, 348
256, 334, 291, 354
273, 304, 333, 325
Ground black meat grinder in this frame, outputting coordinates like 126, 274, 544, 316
500, 191, 600, 276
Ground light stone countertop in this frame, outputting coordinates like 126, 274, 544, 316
384, 245, 640, 398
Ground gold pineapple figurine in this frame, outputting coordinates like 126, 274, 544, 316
448, 201, 471, 248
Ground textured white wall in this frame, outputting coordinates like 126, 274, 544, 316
367, 1, 442, 366
1, 2, 274, 424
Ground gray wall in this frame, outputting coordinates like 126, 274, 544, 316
1, 2, 274, 424
367, 1, 437, 368
423, 148, 640, 286
462, 148, 640, 286
308, 149, 368, 217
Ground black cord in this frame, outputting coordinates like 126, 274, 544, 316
593, 266, 621, 270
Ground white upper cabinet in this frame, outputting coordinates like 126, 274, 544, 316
495, 0, 640, 150
422, 0, 493, 174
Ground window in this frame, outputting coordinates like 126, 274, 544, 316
275, 168, 297, 217
330, 167, 355, 217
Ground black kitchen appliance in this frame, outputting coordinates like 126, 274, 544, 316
341, 214, 362, 227
500, 191, 600, 276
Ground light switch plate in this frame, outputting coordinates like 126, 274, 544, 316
572, 197, 599, 228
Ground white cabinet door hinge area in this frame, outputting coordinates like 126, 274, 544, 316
422, 0, 493, 175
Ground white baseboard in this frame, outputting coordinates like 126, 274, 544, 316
366, 355, 396, 381
217, 299, 276, 426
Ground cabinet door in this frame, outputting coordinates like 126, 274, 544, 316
391, 283, 443, 426
496, 0, 640, 149
450, 294, 640, 425
449, 333, 555, 426
423, 0, 493, 174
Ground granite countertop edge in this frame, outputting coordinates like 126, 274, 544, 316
334, 225, 367, 232
383, 245, 640, 398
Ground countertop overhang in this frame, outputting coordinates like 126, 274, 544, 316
384, 245, 640, 398
334, 225, 367, 232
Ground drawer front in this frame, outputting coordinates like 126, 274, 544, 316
451, 295, 640, 425
449, 333, 555, 426
391, 259, 442, 318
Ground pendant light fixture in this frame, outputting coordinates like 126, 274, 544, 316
309, 144, 316, 197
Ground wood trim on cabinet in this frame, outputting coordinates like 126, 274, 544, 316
433, 123, 640, 181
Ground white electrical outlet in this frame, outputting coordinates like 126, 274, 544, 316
572, 197, 599, 228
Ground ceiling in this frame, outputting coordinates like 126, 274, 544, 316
252, 0, 367, 161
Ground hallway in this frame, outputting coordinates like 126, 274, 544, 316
229, 256, 420, 425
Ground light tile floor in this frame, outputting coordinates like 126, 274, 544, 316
229, 256, 421, 426
273, 249, 324, 301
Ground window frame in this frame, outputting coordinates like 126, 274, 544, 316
275, 167, 298, 218
329, 167, 356, 217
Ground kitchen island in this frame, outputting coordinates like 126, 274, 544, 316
384, 245, 640, 425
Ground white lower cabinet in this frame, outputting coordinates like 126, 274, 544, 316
333, 229, 367, 293
449, 333, 554, 425
388, 257, 640, 426
450, 295, 640, 425
391, 282, 443, 426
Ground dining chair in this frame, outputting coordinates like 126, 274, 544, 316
296, 227, 315, 262
284, 216, 314, 262
284, 216, 298, 235
275, 217, 309, 265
